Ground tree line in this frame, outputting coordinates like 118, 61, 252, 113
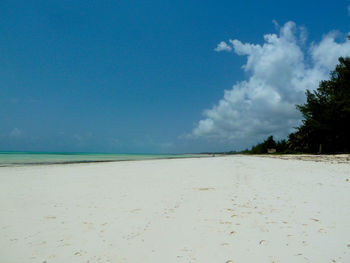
244, 57, 350, 154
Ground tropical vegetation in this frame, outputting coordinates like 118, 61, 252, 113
246, 57, 350, 154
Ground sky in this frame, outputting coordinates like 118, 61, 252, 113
1, 0, 350, 153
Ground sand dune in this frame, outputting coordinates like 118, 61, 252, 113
0, 155, 349, 262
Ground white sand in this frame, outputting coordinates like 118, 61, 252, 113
0, 156, 349, 263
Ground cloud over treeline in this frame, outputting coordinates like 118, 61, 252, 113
191, 21, 350, 148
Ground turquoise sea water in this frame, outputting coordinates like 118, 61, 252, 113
0, 152, 205, 166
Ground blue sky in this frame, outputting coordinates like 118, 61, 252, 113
1, 0, 350, 153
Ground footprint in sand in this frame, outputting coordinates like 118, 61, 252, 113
259, 240, 268, 245
220, 221, 232, 225
198, 187, 215, 191
45, 216, 56, 219
318, 228, 327, 234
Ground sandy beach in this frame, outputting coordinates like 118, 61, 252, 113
0, 155, 349, 263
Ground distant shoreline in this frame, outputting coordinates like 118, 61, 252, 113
0, 153, 211, 167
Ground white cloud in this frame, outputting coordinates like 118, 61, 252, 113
299, 26, 308, 44
272, 19, 279, 29
191, 21, 350, 149
73, 132, 93, 145
214, 41, 232, 52
10, 128, 22, 138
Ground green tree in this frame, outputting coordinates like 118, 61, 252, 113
276, 139, 288, 152
265, 135, 276, 149
289, 57, 350, 153
250, 135, 276, 154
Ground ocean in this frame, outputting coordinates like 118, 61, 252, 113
0, 152, 205, 166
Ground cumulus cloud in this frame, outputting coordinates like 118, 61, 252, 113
191, 21, 350, 148
214, 41, 232, 52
